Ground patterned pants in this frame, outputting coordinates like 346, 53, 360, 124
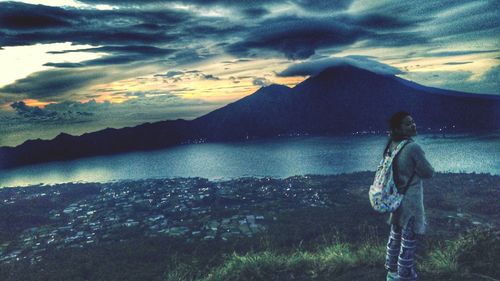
385, 217, 418, 281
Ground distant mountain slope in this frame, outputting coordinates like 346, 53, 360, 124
1, 64, 498, 169
195, 65, 499, 139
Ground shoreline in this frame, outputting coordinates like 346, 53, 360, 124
1, 170, 499, 189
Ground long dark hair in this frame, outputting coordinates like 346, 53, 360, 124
383, 111, 411, 156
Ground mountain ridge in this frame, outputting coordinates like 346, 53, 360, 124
1, 65, 499, 169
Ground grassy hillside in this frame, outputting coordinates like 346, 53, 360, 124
166, 228, 499, 281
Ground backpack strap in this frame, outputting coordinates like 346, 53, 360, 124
389, 139, 411, 158
393, 140, 415, 195
399, 172, 416, 195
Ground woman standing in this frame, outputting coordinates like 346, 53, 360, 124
384, 111, 435, 281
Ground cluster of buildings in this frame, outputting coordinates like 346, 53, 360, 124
0, 176, 330, 264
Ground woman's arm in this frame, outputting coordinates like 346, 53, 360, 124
411, 143, 435, 178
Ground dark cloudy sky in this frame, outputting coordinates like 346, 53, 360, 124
0, 0, 499, 146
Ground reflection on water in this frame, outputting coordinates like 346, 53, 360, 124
0, 134, 498, 187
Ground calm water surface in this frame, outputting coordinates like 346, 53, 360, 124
0, 134, 498, 187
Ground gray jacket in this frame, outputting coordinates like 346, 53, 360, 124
388, 140, 435, 234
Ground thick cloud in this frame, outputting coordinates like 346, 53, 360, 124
279, 56, 404, 77
10, 101, 94, 122
7, 92, 224, 124
0, 2, 189, 47
0, 59, 168, 102
0, 69, 105, 99
47, 45, 175, 56
154, 70, 220, 82
1, 28, 178, 47
45, 99, 106, 113
43, 45, 175, 68
2, 1, 497, 64
0, 2, 73, 30
46, 55, 142, 67
11, 101, 57, 119
227, 16, 368, 60
224, 10, 429, 60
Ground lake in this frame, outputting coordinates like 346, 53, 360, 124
0, 134, 498, 188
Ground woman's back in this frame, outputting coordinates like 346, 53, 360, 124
389, 141, 434, 234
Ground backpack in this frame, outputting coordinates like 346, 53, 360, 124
369, 139, 414, 213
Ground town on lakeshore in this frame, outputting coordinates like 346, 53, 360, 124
0, 175, 333, 264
